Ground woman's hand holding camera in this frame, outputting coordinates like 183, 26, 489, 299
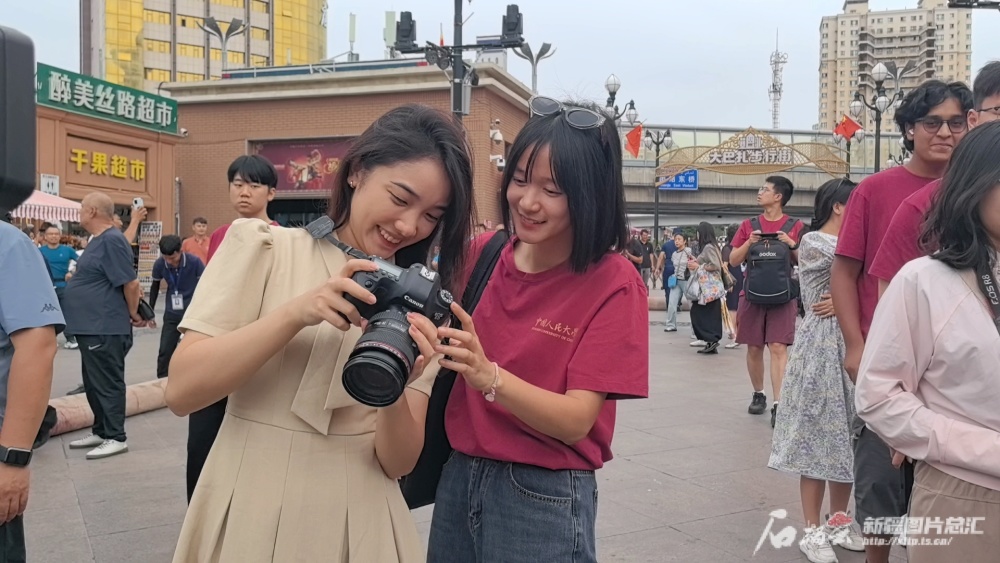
436, 302, 496, 392
287, 259, 379, 332
404, 312, 441, 384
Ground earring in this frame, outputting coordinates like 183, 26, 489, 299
908, 130, 914, 135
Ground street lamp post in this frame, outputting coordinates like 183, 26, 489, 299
852, 61, 908, 173
512, 42, 555, 93
644, 129, 673, 244
197, 17, 247, 73
833, 128, 865, 180
605, 74, 638, 122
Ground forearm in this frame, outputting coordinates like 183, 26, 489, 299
375, 390, 427, 479
165, 306, 304, 416
493, 368, 604, 446
729, 241, 751, 266
148, 280, 161, 310
830, 258, 864, 348
124, 280, 141, 317
1, 330, 57, 449
124, 222, 140, 243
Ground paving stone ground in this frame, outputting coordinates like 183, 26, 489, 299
25, 309, 907, 562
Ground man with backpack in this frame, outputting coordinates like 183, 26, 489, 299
728, 176, 805, 428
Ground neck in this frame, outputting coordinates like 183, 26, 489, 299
905, 157, 947, 179
819, 216, 843, 236
240, 211, 271, 222
514, 237, 572, 274
46, 242, 59, 249
88, 221, 114, 237
762, 205, 784, 221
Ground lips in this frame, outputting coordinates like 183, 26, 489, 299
518, 212, 545, 225
378, 227, 402, 245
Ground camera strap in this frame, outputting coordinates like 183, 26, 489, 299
974, 261, 1000, 337
305, 216, 368, 260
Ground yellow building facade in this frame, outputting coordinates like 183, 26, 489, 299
80, 0, 327, 92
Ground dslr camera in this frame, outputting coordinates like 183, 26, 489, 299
307, 217, 453, 407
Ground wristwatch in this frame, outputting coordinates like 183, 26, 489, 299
0, 445, 32, 467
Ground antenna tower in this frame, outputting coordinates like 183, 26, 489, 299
768, 31, 789, 129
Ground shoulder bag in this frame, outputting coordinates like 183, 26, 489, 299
400, 230, 510, 509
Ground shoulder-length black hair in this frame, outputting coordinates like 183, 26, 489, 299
920, 120, 1000, 271
696, 222, 717, 251
327, 104, 474, 294
811, 178, 857, 231
500, 100, 629, 273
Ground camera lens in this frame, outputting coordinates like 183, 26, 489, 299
342, 309, 416, 407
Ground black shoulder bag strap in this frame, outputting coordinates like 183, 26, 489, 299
401, 230, 510, 509
974, 263, 1000, 336
749, 216, 763, 233
779, 217, 799, 234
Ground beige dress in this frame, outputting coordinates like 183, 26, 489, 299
172, 219, 435, 563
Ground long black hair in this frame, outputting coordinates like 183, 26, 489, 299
811, 178, 857, 231
921, 120, 1000, 271
500, 100, 629, 273
696, 221, 717, 252
327, 104, 474, 294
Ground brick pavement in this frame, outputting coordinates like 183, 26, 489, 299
24, 315, 907, 562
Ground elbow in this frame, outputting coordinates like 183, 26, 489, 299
163, 379, 194, 417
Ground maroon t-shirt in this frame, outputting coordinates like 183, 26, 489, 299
445, 234, 649, 471
869, 179, 942, 283
835, 166, 937, 339
206, 220, 280, 263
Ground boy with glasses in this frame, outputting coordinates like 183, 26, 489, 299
830, 79, 973, 563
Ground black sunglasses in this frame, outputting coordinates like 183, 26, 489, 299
529, 96, 606, 130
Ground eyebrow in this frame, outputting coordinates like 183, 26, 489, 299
390, 181, 447, 211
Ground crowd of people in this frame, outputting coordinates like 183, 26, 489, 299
4, 65, 1000, 563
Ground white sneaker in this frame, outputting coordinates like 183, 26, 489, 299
68, 433, 104, 449
85, 439, 129, 460
826, 512, 865, 552
64, 341, 79, 349
799, 526, 838, 563
689, 340, 707, 347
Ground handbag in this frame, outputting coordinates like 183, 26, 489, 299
137, 298, 155, 321
400, 230, 510, 509
667, 274, 677, 289
684, 272, 701, 302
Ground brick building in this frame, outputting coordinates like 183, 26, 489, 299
163, 63, 532, 233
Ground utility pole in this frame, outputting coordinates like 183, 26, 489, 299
452, 0, 465, 120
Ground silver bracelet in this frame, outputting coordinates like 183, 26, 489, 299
483, 362, 500, 402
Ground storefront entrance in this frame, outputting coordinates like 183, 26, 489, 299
268, 198, 327, 228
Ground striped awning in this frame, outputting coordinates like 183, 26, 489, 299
11, 190, 81, 223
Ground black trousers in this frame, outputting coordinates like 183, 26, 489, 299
0, 516, 25, 563
691, 298, 723, 343
186, 397, 227, 502
156, 316, 182, 379
53, 287, 74, 342
78, 333, 133, 442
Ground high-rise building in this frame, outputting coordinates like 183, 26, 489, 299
819, 0, 972, 132
80, 0, 328, 92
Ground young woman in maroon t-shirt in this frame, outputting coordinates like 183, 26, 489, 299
426, 98, 650, 562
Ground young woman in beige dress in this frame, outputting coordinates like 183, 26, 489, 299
164, 105, 475, 562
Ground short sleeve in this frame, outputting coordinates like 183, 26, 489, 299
567, 280, 649, 400
406, 357, 442, 397
179, 219, 275, 337
0, 232, 65, 335
151, 257, 165, 281
206, 225, 230, 264
731, 219, 752, 248
870, 201, 925, 282
101, 234, 138, 288
836, 187, 870, 262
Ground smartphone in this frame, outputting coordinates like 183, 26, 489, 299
132, 197, 144, 209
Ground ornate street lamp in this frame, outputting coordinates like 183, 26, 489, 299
645, 129, 673, 243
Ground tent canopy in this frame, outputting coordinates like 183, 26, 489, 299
11, 190, 81, 223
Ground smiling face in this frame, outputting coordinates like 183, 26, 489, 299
44, 227, 61, 247
507, 145, 573, 258
907, 97, 968, 167
339, 158, 450, 259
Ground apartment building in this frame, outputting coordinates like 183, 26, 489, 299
819, 0, 972, 132
80, 0, 327, 92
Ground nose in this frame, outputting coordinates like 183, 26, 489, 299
518, 187, 541, 211
936, 124, 954, 138
394, 216, 418, 239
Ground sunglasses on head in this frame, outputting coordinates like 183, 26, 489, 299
529, 96, 606, 130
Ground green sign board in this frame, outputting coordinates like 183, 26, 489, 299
35, 63, 179, 135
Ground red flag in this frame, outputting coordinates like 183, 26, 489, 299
440, 24, 446, 47
625, 124, 643, 158
833, 115, 862, 139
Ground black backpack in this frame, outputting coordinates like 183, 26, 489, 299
744, 216, 800, 306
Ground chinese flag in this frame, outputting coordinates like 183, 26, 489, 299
833, 115, 862, 139
625, 124, 643, 158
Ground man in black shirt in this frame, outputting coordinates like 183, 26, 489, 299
626, 229, 654, 288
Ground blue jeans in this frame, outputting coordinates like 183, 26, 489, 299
428, 452, 598, 563
665, 278, 688, 330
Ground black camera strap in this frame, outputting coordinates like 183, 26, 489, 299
975, 261, 1000, 337
305, 216, 368, 259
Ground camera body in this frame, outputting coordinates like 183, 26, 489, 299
345, 257, 452, 325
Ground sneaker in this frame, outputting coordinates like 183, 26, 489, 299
724, 342, 740, 349
66, 383, 86, 396
664, 327, 677, 332
85, 439, 129, 460
68, 433, 105, 449
689, 339, 707, 347
771, 403, 779, 428
825, 512, 865, 552
748, 392, 767, 415
64, 340, 79, 349
698, 341, 719, 354
799, 526, 838, 563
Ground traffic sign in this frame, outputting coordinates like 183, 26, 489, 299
658, 169, 699, 190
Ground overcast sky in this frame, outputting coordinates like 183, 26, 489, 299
5, 1, 1000, 130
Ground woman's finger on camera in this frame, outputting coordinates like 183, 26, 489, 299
407, 320, 437, 361
335, 277, 377, 308
339, 258, 380, 278
449, 302, 476, 332
327, 294, 364, 328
